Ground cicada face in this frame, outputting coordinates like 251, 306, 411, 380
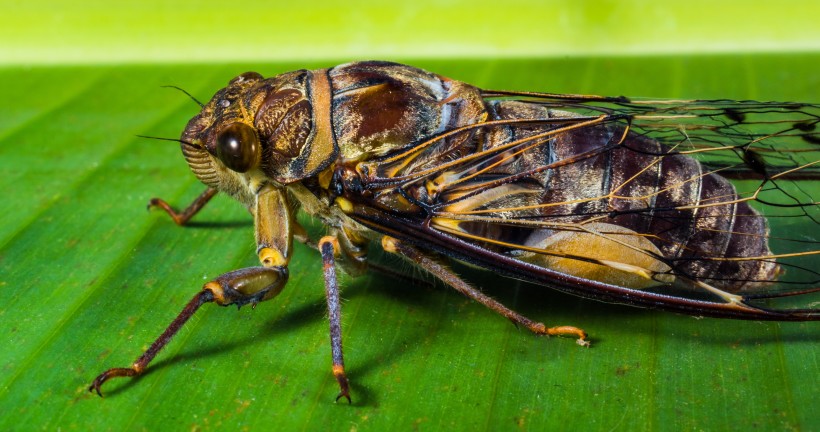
176, 71, 265, 207
178, 70, 339, 207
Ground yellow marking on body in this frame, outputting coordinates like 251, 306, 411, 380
258, 247, 288, 267
521, 223, 674, 289
237, 94, 252, 124
318, 236, 341, 256
317, 165, 334, 189
381, 236, 399, 253
442, 184, 537, 213
426, 171, 461, 196
335, 197, 353, 213
598, 260, 653, 280
431, 217, 465, 233
204, 281, 226, 304
433, 220, 673, 289
334, 81, 388, 97
305, 69, 335, 174
332, 364, 346, 376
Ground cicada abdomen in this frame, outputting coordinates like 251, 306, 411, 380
430, 101, 778, 293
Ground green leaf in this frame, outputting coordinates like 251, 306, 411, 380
1, 56, 817, 431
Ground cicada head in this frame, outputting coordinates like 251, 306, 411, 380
179, 70, 338, 205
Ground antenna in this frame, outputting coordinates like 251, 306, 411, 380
161, 85, 205, 108
136, 135, 197, 148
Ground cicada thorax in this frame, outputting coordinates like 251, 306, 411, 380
327, 61, 488, 163
317, 62, 493, 211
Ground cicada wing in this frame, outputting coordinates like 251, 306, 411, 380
350, 204, 818, 321
355, 105, 819, 317
480, 90, 820, 176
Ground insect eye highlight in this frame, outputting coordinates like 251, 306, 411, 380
215, 122, 261, 173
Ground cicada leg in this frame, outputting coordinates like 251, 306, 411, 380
89, 266, 288, 396
381, 236, 590, 346
318, 236, 352, 403
91, 186, 298, 397
148, 187, 218, 226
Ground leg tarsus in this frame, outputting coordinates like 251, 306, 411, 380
333, 366, 352, 404
149, 187, 217, 226
516, 318, 590, 347
547, 325, 590, 347
532, 323, 590, 346
88, 367, 141, 397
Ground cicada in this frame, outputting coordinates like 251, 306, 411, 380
90, 61, 820, 402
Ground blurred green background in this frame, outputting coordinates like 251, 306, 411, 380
1, 1, 818, 431
2, 0, 818, 63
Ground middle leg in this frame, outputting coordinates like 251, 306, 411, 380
318, 236, 352, 403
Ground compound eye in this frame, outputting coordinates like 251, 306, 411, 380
215, 122, 260, 173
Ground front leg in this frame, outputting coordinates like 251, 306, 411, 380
90, 186, 296, 396
89, 266, 288, 396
